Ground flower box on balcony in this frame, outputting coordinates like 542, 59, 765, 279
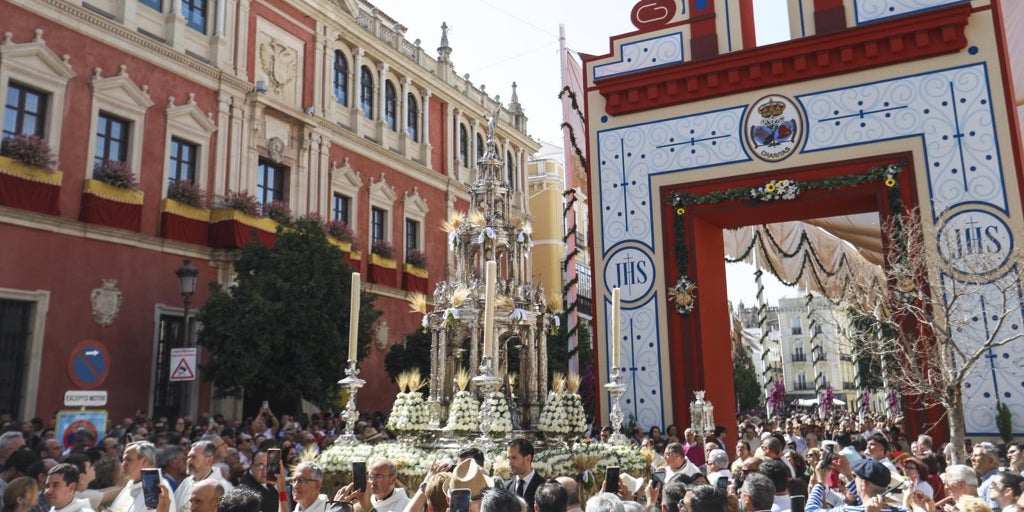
160, 198, 210, 245
209, 208, 278, 249
0, 156, 63, 215
368, 253, 397, 287
328, 238, 359, 266
80, 179, 144, 231
402, 264, 429, 294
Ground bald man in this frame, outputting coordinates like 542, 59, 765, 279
555, 477, 581, 512
189, 480, 224, 512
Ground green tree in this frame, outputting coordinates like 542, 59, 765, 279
384, 328, 432, 383
197, 218, 381, 408
734, 358, 761, 411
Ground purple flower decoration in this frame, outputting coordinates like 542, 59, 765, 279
886, 389, 900, 417
767, 378, 786, 417
820, 386, 835, 419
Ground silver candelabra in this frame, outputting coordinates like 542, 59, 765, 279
337, 359, 365, 444
604, 366, 629, 444
471, 355, 501, 447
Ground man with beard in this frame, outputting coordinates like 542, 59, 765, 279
175, 442, 233, 512
238, 451, 277, 512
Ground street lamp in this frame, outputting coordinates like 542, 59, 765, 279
176, 259, 199, 418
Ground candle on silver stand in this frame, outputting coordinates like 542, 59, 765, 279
604, 366, 628, 444
337, 359, 365, 444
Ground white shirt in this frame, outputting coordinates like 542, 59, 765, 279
174, 470, 234, 512
51, 498, 95, 512
110, 478, 177, 512
296, 495, 329, 512
370, 489, 411, 512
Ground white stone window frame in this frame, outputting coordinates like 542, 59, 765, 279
0, 287, 49, 420
162, 93, 217, 197
86, 65, 154, 179
403, 187, 429, 259
368, 173, 397, 247
0, 30, 76, 157
330, 157, 362, 231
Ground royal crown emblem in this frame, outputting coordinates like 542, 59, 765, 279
745, 94, 802, 162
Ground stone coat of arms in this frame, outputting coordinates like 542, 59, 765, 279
259, 40, 297, 95
90, 278, 123, 327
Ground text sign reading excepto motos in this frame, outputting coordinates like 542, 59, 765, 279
169, 347, 197, 381
64, 390, 108, 407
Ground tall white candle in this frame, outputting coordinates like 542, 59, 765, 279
611, 287, 620, 368
348, 272, 361, 361
483, 260, 497, 359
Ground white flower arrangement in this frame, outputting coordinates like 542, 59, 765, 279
448, 232, 459, 251
317, 441, 646, 492
538, 375, 587, 438
484, 391, 513, 435
446, 390, 480, 433
750, 179, 800, 201
387, 371, 431, 435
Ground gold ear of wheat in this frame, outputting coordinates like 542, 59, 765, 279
552, 373, 566, 394
300, 445, 318, 463
567, 374, 581, 394
496, 296, 515, 308
508, 372, 517, 389
455, 368, 471, 391
408, 292, 427, 315
546, 296, 562, 314
668, 283, 696, 308
468, 210, 486, 227
396, 372, 410, 393
442, 211, 466, 234
407, 370, 427, 392
510, 215, 525, 230
452, 286, 471, 307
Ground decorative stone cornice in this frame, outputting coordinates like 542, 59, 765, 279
593, 2, 971, 115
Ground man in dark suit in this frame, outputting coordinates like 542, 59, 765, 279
237, 451, 277, 512
505, 438, 545, 511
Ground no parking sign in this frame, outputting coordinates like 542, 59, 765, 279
56, 409, 107, 448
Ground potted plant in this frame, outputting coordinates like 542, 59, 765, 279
81, 160, 144, 231
368, 239, 397, 286
403, 248, 429, 293
161, 180, 211, 245
261, 200, 292, 224
209, 190, 278, 249
0, 134, 63, 215
324, 219, 361, 264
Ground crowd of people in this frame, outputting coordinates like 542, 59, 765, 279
2, 408, 1023, 512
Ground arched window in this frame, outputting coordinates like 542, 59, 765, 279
406, 93, 418, 142
476, 133, 485, 160
360, 66, 374, 119
333, 51, 348, 106
506, 150, 515, 190
384, 81, 397, 131
458, 124, 468, 166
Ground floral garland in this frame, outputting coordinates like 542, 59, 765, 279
750, 179, 800, 202
668, 162, 905, 313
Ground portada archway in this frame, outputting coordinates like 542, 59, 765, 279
583, 0, 1024, 439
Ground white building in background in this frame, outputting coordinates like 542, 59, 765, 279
777, 297, 859, 404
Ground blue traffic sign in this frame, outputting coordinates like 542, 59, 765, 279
67, 340, 110, 389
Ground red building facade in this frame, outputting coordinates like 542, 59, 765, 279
0, 0, 538, 422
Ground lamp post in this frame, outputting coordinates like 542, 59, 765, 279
176, 259, 199, 419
